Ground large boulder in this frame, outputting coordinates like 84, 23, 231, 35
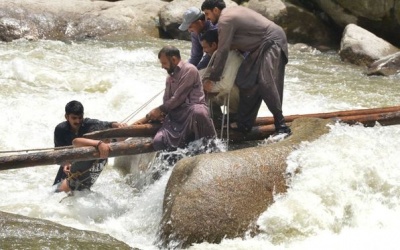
0, 211, 131, 249
248, 0, 340, 48
339, 24, 399, 67
306, 0, 400, 47
157, 118, 332, 248
0, 0, 166, 42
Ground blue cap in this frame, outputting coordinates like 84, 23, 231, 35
179, 7, 203, 31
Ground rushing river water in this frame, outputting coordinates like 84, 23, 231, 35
0, 38, 400, 250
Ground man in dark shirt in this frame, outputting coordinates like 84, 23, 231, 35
55, 123, 112, 193
53, 100, 126, 186
179, 6, 217, 70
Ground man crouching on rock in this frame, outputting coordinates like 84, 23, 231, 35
134, 45, 216, 151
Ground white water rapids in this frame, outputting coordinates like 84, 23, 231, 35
0, 38, 400, 249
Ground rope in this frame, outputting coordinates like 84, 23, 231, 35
208, 91, 231, 149
0, 90, 164, 155
66, 167, 91, 181
0, 145, 74, 154
119, 89, 164, 124
219, 93, 230, 149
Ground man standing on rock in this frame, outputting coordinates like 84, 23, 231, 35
201, 0, 291, 135
179, 6, 217, 71
134, 45, 216, 151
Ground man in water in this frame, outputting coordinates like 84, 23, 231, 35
201, 0, 291, 135
134, 45, 216, 151
200, 28, 243, 127
53, 100, 126, 187
55, 123, 112, 193
179, 6, 217, 70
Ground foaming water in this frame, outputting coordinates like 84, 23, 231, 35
189, 123, 400, 250
1, 39, 400, 249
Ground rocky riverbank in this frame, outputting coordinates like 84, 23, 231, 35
1, 0, 399, 74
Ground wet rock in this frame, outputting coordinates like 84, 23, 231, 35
306, 0, 400, 48
367, 51, 400, 76
0, 0, 166, 42
339, 23, 399, 67
0, 211, 132, 249
248, 0, 339, 48
157, 118, 332, 248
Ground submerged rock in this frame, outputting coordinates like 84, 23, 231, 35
367, 51, 400, 76
0, 211, 132, 249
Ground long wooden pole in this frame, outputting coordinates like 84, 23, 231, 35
84, 107, 400, 140
84, 123, 161, 140
1, 107, 400, 170
0, 138, 154, 171
254, 105, 400, 126
332, 111, 400, 126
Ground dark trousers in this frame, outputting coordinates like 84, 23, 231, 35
236, 44, 286, 131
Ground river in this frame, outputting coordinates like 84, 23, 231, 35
1, 38, 400, 249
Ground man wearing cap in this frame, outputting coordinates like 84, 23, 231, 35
179, 6, 217, 71
201, 0, 291, 136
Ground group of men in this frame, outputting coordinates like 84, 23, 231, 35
54, 0, 291, 194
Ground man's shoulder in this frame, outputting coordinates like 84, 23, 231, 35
83, 117, 107, 125
221, 6, 244, 19
179, 60, 192, 68
181, 61, 199, 73
55, 121, 68, 131
82, 118, 111, 131
204, 20, 218, 32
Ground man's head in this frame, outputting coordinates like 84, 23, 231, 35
179, 7, 206, 34
201, 0, 226, 24
158, 46, 181, 75
200, 29, 218, 56
64, 100, 84, 131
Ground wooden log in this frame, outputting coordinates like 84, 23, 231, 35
254, 105, 400, 126
333, 111, 400, 126
84, 123, 161, 140
84, 107, 400, 140
0, 138, 154, 171
1, 108, 400, 170
220, 111, 400, 141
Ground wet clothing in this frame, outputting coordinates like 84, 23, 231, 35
154, 60, 216, 151
53, 118, 114, 185
67, 159, 107, 191
189, 20, 217, 70
54, 118, 114, 147
205, 6, 289, 132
